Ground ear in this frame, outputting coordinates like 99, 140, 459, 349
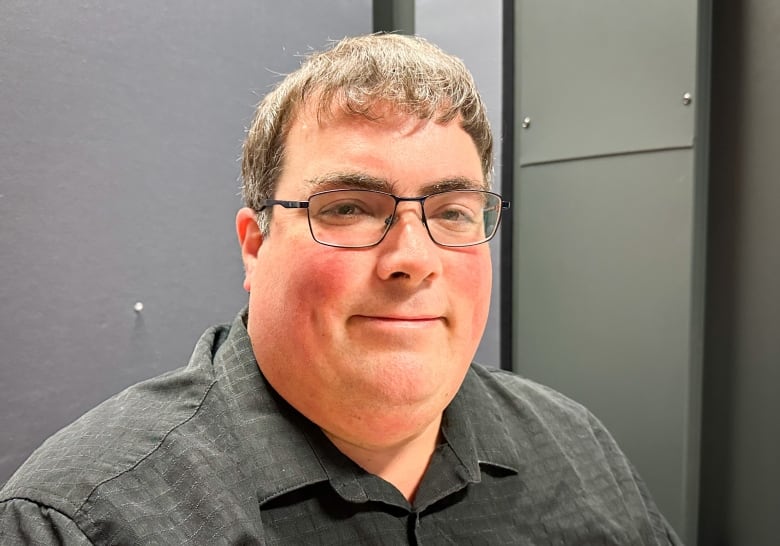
236, 207, 264, 292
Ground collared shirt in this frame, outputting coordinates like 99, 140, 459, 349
0, 310, 682, 545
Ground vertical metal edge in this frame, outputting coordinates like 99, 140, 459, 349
510, 0, 523, 375
500, 0, 516, 371
686, 0, 713, 543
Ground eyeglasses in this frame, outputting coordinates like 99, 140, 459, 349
257, 189, 510, 248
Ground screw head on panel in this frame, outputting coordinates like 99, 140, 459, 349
522, 116, 531, 129
134, 302, 144, 313
682, 92, 692, 105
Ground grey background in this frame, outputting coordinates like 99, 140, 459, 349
0, 0, 373, 482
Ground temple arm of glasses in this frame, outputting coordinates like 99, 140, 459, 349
256, 199, 310, 212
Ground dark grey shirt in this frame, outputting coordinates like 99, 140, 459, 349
0, 310, 682, 545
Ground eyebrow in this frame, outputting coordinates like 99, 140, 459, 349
420, 176, 487, 194
304, 172, 487, 196
306, 172, 391, 193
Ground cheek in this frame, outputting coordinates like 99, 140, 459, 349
452, 252, 493, 334
248, 245, 364, 370
265, 246, 364, 325
298, 250, 359, 302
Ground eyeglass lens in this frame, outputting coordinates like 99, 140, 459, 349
306, 190, 502, 248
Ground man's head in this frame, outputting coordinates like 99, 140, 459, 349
241, 33, 494, 235
236, 34, 500, 453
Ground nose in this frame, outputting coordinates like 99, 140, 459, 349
375, 205, 443, 283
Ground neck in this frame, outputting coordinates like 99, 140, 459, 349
322, 414, 442, 502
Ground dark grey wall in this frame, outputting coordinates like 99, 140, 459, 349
0, 0, 371, 484
699, 1, 780, 544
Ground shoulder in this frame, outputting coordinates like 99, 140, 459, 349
0, 499, 93, 545
0, 324, 227, 518
463, 363, 626, 469
462, 365, 682, 543
467, 363, 592, 424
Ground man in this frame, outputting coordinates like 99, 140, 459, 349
0, 34, 681, 544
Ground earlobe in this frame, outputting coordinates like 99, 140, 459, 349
236, 207, 263, 292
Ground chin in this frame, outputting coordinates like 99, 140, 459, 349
365, 368, 461, 409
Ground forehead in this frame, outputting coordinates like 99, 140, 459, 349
280, 103, 485, 196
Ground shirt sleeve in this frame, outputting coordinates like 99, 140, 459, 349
632, 466, 686, 546
587, 411, 686, 546
0, 498, 93, 546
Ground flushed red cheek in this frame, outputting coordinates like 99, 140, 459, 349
283, 251, 363, 315
452, 256, 492, 335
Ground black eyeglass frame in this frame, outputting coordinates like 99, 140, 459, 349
256, 188, 511, 249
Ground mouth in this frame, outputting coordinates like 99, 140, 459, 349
352, 315, 445, 329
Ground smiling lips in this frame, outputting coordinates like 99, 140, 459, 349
353, 315, 445, 328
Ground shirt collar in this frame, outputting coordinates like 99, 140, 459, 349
441, 366, 524, 476
210, 309, 330, 506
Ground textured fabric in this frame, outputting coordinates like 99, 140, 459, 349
0, 310, 683, 545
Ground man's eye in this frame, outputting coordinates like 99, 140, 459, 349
432, 206, 476, 223
314, 199, 382, 226
320, 202, 367, 216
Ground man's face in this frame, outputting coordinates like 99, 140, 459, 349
237, 104, 492, 448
